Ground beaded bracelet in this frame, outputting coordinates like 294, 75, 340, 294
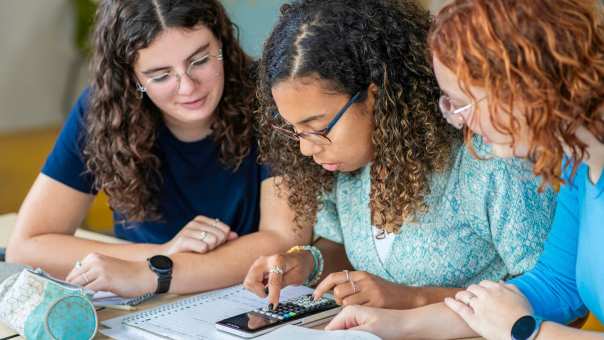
287, 245, 324, 286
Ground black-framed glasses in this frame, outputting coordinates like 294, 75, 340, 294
271, 91, 364, 145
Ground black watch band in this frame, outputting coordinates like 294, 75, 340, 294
147, 255, 173, 294
156, 275, 172, 294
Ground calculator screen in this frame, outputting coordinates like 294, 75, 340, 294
218, 311, 280, 332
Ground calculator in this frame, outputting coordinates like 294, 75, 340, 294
215, 294, 342, 338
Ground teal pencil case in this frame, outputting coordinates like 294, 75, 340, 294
0, 267, 97, 340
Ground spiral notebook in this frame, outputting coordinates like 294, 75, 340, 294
93, 291, 154, 307
101, 284, 315, 339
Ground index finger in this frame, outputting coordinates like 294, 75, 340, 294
313, 272, 346, 300
266, 255, 286, 309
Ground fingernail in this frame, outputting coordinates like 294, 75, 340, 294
264, 286, 269, 295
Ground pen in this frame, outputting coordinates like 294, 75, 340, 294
102, 304, 137, 311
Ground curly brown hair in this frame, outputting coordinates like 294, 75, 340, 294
257, 0, 459, 232
83, 0, 256, 221
429, 0, 604, 187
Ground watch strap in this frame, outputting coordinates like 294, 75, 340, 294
156, 275, 172, 294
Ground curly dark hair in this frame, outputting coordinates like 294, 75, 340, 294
257, 0, 459, 232
83, 0, 256, 221
429, 0, 604, 188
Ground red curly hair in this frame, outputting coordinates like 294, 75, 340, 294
428, 0, 604, 187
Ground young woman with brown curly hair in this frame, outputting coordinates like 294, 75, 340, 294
242, 0, 556, 312
6, 0, 308, 298
328, 1, 604, 339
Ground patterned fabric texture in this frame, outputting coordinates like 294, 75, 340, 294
314, 137, 557, 287
0, 268, 97, 340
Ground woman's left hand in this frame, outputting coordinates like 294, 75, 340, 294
444, 280, 533, 340
313, 270, 417, 308
66, 253, 156, 297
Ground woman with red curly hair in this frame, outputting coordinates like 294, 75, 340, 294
327, 0, 604, 339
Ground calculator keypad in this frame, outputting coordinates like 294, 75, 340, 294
255, 294, 337, 321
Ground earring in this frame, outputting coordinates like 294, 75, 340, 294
135, 82, 146, 99
135, 82, 146, 93
217, 48, 224, 61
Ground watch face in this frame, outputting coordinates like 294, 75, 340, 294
511, 315, 536, 340
149, 255, 173, 271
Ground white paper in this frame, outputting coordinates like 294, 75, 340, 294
100, 284, 314, 340
256, 325, 382, 340
93, 291, 154, 307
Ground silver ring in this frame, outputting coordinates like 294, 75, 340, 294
75, 261, 82, 269
82, 272, 90, 285
198, 231, 208, 242
214, 218, 220, 228
269, 265, 284, 275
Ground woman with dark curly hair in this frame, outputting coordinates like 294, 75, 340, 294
243, 0, 555, 311
328, 0, 604, 339
6, 0, 307, 297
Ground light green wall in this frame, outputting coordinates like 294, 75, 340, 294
221, 0, 289, 58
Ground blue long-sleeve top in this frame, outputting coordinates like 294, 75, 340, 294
510, 161, 604, 324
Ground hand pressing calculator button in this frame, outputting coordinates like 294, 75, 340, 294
216, 293, 342, 338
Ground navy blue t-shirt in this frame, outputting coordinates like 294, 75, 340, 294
42, 89, 270, 243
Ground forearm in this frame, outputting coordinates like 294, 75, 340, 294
400, 302, 478, 339
314, 238, 353, 281
402, 286, 464, 309
536, 322, 604, 340
169, 229, 302, 294
7, 234, 159, 278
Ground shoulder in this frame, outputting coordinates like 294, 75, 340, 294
454, 136, 534, 185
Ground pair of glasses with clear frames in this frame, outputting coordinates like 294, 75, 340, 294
271, 91, 364, 145
438, 94, 486, 129
136, 48, 223, 95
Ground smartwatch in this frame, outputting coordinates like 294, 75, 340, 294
511, 315, 543, 340
147, 255, 173, 294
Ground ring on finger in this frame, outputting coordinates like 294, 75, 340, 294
269, 265, 284, 275
350, 279, 358, 294
75, 260, 82, 269
343, 269, 350, 282
214, 218, 220, 228
198, 231, 208, 242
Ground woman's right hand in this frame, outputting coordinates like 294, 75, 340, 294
159, 216, 238, 256
243, 251, 315, 308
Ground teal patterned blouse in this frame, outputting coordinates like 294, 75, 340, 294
314, 138, 557, 287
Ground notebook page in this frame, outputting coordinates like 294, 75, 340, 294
102, 284, 314, 340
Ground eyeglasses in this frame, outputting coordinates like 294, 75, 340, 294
271, 91, 363, 145
136, 49, 223, 96
438, 94, 486, 129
